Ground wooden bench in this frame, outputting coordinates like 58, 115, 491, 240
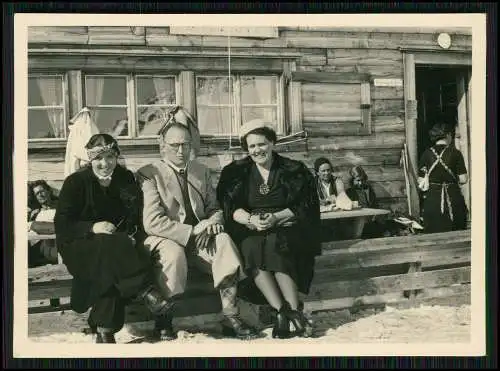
29, 229, 472, 328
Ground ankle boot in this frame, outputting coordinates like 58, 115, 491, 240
271, 303, 291, 339
95, 330, 116, 344
138, 286, 174, 317
221, 314, 259, 340
286, 307, 313, 338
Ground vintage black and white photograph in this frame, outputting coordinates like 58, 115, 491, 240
13, 13, 487, 358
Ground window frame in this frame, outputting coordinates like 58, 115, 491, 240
289, 71, 373, 136
27, 73, 69, 142
195, 72, 286, 139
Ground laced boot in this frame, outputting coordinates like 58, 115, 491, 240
271, 303, 291, 339
138, 286, 173, 317
221, 314, 259, 340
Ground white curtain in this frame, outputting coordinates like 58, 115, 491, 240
198, 77, 233, 135
85, 77, 105, 125
152, 77, 171, 104
36, 77, 62, 138
64, 107, 100, 177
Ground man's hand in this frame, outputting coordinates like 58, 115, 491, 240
193, 219, 210, 236
92, 221, 117, 234
194, 229, 215, 255
206, 223, 224, 236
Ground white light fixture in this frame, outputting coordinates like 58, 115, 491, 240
437, 33, 452, 49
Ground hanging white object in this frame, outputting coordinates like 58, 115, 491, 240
64, 107, 100, 177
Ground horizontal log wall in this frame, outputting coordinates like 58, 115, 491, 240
27, 27, 472, 215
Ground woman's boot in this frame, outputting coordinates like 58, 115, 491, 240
271, 303, 291, 339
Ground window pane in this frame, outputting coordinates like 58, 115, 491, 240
196, 77, 233, 105
197, 107, 233, 135
28, 76, 64, 107
241, 76, 277, 105
85, 76, 127, 106
91, 108, 129, 137
137, 106, 168, 137
28, 109, 65, 139
242, 107, 278, 130
136, 76, 176, 105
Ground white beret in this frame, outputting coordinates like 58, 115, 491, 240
239, 119, 274, 139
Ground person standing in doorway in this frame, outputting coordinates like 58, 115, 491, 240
418, 122, 469, 233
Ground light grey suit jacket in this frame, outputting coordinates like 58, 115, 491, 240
137, 159, 224, 250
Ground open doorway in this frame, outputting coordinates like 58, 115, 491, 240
415, 65, 471, 160
414, 64, 472, 225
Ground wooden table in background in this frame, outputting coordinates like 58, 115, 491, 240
320, 208, 391, 239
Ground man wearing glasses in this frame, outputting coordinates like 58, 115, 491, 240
137, 106, 259, 341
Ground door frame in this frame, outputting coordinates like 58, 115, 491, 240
402, 49, 472, 218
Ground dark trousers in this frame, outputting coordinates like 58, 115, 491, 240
87, 286, 127, 332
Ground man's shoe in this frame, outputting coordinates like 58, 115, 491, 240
221, 314, 259, 340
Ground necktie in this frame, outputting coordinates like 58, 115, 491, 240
174, 169, 197, 226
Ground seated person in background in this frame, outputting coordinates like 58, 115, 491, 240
314, 157, 346, 207
346, 166, 384, 238
27, 180, 59, 267
345, 166, 378, 209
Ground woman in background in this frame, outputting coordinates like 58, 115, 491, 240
314, 157, 345, 207
346, 165, 378, 209
55, 133, 174, 343
418, 122, 468, 233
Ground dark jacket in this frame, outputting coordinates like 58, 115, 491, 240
346, 184, 378, 208
54, 165, 146, 312
216, 152, 322, 295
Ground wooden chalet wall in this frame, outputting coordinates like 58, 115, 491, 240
27, 26, 472, 214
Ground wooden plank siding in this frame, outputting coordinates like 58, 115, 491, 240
27, 27, 472, 215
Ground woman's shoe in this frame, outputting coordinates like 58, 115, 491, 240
271, 304, 291, 339
95, 331, 116, 343
286, 308, 313, 338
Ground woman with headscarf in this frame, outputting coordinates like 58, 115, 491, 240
417, 122, 468, 233
54, 133, 174, 343
216, 119, 321, 339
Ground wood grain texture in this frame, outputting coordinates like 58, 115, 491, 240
28, 26, 89, 44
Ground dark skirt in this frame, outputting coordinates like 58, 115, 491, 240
422, 183, 468, 233
240, 228, 298, 281
58, 232, 153, 313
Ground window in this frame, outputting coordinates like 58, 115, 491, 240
28, 74, 67, 139
83, 74, 178, 138
196, 74, 283, 137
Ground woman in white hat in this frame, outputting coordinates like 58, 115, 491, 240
216, 119, 321, 339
